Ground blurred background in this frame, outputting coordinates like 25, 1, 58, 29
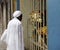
0, 0, 48, 50
1, 0, 60, 50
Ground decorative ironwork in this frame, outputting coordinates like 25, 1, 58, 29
27, 0, 48, 50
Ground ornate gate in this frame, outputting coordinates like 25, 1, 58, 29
27, 0, 48, 50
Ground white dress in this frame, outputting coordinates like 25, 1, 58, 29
1, 18, 24, 50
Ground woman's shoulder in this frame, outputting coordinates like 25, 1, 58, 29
8, 18, 22, 27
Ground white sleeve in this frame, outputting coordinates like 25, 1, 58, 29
1, 29, 7, 43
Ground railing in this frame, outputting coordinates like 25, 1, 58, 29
27, 0, 47, 49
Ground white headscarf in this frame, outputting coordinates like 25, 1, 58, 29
13, 11, 22, 18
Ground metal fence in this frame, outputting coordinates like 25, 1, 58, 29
27, 0, 48, 50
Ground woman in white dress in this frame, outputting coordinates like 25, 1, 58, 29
1, 10, 24, 50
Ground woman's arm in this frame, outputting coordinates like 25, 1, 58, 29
1, 29, 7, 42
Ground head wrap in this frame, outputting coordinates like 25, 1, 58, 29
13, 11, 22, 18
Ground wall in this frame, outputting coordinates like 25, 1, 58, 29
0, 7, 2, 37
48, 0, 60, 50
20, 0, 32, 48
